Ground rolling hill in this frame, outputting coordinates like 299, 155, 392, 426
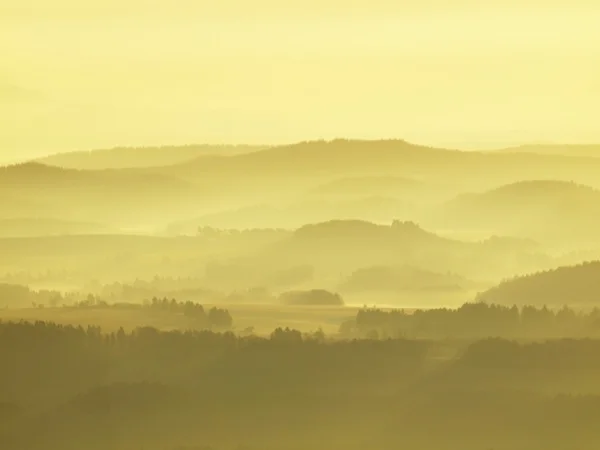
338, 264, 473, 294
36, 144, 266, 170
311, 176, 420, 197
475, 261, 600, 307
306, 175, 450, 203
434, 180, 600, 245
20, 140, 600, 195
496, 144, 600, 158
161, 139, 600, 191
7, 139, 600, 232
0, 218, 114, 237
253, 220, 552, 282
0, 162, 209, 227
165, 196, 417, 232
0, 162, 191, 191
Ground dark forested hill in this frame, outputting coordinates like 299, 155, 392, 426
476, 261, 600, 306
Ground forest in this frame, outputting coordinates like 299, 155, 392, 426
3, 319, 600, 449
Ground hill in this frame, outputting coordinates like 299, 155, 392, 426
7, 139, 600, 232
0, 163, 207, 227
0, 162, 191, 191
306, 175, 451, 209
36, 144, 266, 170
310, 175, 421, 197
162, 139, 600, 191
475, 261, 600, 307
435, 180, 600, 245
253, 220, 551, 282
0, 218, 114, 237
496, 144, 600, 158
165, 196, 417, 232
338, 265, 472, 294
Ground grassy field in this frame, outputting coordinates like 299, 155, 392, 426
0, 303, 364, 335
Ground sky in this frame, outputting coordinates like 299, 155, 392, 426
1, 0, 599, 163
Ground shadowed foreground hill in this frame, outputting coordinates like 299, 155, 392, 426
4, 321, 600, 450
36, 145, 265, 170
435, 180, 600, 245
476, 261, 600, 306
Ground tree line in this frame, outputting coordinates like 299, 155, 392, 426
4, 319, 600, 449
341, 301, 600, 339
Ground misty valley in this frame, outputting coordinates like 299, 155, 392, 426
2, 140, 600, 449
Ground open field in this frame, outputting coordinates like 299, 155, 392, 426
0, 304, 365, 335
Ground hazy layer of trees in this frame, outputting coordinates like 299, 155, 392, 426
0, 280, 347, 312
342, 302, 600, 339
0, 283, 74, 308
5, 258, 600, 314
71, 296, 234, 330
3, 320, 600, 449
278, 289, 344, 306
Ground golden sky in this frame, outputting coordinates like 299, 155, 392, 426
1, 1, 599, 161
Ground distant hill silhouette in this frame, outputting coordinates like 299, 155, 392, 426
338, 265, 472, 294
0, 234, 207, 258
6, 139, 600, 231
15, 140, 600, 193
0, 218, 113, 237
279, 289, 344, 306
0, 162, 190, 191
166, 197, 417, 232
257, 220, 551, 281
162, 139, 600, 190
36, 145, 266, 170
436, 180, 600, 244
479, 235, 541, 252
446, 180, 599, 211
0, 162, 205, 227
293, 219, 442, 242
311, 176, 421, 197
0, 162, 84, 185
496, 144, 600, 158
476, 261, 600, 307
